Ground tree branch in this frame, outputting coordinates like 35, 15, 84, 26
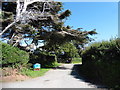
0, 21, 16, 36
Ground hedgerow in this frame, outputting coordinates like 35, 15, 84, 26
29, 50, 57, 68
1, 42, 29, 68
81, 38, 120, 89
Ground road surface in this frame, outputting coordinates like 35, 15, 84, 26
2, 64, 98, 88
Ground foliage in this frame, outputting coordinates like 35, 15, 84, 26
1, 2, 97, 52
56, 42, 80, 57
55, 42, 80, 63
29, 50, 58, 68
1, 42, 29, 68
44, 29, 97, 50
20, 68, 50, 78
81, 38, 120, 89
1, 2, 71, 47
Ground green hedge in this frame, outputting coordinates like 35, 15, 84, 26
29, 51, 57, 68
81, 39, 120, 89
1, 42, 29, 68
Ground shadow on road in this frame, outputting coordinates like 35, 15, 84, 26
70, 64, 108, 89
51, 66, 70, 70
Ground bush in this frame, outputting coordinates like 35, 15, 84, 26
1, 42, 29, 68
81, 38, 120, 89
29, 51, 57, 68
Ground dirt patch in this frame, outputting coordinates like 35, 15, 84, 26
2, 74, 30, 82
1, 68, 31, 82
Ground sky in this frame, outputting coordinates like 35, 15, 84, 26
62, 2, 118, 42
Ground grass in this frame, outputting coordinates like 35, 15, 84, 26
20, 68, 50, 78
53, 62, 62, 67
20, 62, 62, 78
72, 58, 82, 64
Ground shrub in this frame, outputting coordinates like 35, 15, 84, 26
81, 38, 120, 89
1, 42, 29, 68
29, 51, 57, 68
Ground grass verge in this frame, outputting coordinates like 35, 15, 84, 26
53, 62, 62, 67
72, 58, 82, 64
20, 68, 50, 78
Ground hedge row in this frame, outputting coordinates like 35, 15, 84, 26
81, 39, 120, 89
1, 42, 29, 68
1, 41, 58, 68
29, 51, 57, 68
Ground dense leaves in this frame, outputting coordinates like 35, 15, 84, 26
29, 51, 57, 68
81, 38, 120, 89
1, 42, 29, 68
55, 42, 80, 63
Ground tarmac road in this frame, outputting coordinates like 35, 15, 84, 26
2, 64, 98, 88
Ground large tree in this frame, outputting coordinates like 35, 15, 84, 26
1, 0, 97, 51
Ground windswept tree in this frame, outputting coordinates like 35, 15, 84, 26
1, 0, 97, 51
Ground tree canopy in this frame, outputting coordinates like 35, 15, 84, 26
1, 0, 97, 51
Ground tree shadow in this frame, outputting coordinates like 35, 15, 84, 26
70, 64, 108, 89
47, 65, 70, 70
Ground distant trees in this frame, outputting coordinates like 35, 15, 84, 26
55, 42, 80, 63
56, 42, 79, 58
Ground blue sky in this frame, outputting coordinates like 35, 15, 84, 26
62, 2, 118, 42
